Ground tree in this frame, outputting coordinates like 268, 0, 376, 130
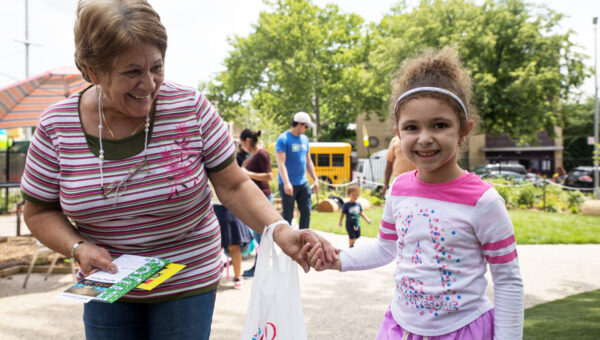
368, 0, 588, 142
203, 0, 374, 140
561, 97, 595, 169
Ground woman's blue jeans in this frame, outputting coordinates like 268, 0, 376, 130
279, 182, 312, 229
83, 289, 216, 340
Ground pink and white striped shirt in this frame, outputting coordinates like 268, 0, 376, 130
21, 81, 235, 301
341, 170, 523, 339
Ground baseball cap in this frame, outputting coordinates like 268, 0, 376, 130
293, 111, 315, 128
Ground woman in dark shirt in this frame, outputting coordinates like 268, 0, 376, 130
239, 129, 273, 277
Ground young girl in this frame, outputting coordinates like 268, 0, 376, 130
306, 48, 524, 339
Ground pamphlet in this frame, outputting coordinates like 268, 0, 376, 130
59, 254, 183, 303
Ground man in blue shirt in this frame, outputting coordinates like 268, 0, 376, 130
275, 112, 319, 229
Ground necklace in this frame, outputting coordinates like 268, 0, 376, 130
101, 105, 147, 138
97, 85, 151, 204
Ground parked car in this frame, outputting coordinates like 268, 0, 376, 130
564, 166, 599, 190
480, 170, 528, 183
478, 163, 527, 175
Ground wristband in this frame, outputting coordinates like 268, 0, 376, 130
70, 240, 84, 260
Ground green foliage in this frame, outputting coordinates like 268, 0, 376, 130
370, 0, 588, 142
0, 189, 23, 212
483, 178, 588, 213
524, 290, 600, 339
204, 0, 373, 140
205, 0, 588, 144
516, 185, 536, 208
567, 190, 585, 213
561, 97, 596, 169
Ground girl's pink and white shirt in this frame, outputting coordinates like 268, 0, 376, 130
341, 170, 523, 339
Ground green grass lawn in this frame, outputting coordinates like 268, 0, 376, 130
310, 207, 600, 244
524, 290, 600, 339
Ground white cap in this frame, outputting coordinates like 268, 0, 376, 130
293, 111, 315, 128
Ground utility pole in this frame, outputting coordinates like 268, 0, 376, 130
594, 17, 599, 198
15, 0, 40, 79
25, 0, 30, 77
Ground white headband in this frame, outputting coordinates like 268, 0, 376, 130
393, 86, 468, 119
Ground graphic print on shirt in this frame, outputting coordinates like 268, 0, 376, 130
160, 123, 201, 200
393, 203, 461, 317
291, 143, 305, 153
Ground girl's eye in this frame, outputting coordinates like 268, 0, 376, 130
434, 122, 448, 129
403, 125, 417, 131
152, 65, 163, 72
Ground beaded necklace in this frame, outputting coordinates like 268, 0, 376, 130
96, 85, 150, 204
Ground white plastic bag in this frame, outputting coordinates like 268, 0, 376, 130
240, 225, 307, 340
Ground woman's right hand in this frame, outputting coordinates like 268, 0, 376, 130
73, 242, 118, 277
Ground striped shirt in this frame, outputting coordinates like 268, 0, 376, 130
21, 81, 235, 301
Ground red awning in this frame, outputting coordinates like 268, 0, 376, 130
0, 67, 90, 129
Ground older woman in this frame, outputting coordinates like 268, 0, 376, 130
20, 0, 334, 339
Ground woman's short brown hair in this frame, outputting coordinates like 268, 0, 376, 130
74, 0, 168, 83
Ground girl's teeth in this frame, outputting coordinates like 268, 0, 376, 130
419, 151, 436, 156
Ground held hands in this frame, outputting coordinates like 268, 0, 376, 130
301, 241, 341, 271
272, 225, 338, 273
72, 242, 118, 277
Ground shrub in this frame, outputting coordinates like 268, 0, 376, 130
516, 185, 536, 208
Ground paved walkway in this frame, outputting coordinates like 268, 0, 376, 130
1, 213, 599, 339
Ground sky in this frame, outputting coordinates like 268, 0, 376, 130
0, 0, 599, 97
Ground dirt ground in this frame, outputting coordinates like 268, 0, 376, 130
0, 236, 68, 271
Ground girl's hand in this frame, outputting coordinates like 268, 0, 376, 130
73, 242, 118, 277
301, 242, 341, 271
273, 226, 338, 272
338, 222, 342, 228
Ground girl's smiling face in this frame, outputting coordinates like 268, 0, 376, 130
394, 97, 472, 183
91, 41, 164, 119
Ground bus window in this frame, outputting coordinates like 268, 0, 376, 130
317, 154, 330, 167
332, 154, 344, 167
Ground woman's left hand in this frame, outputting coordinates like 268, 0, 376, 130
273, 225, 338, 272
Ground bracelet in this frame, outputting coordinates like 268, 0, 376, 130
70, 240, 84, 260
263, 219, 290, 236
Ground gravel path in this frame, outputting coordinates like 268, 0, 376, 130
1, 229, 599, 340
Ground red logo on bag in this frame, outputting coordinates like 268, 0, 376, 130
252, 322, 277, 340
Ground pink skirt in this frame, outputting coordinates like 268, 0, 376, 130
375, 307, 494, 340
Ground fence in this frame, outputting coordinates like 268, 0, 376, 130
0, 143, 28, 213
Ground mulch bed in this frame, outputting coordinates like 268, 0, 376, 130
0, 236, 68, 271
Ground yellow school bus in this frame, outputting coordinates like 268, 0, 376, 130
309, 142, 352, 185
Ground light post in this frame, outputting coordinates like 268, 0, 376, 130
594, 17, 599, 198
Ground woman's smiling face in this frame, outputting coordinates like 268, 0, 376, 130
395, 97, 471, 183
95, 41, 164, 119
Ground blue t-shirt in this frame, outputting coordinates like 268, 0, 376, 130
342, 201, 362, 229
275, 131, 309, 185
